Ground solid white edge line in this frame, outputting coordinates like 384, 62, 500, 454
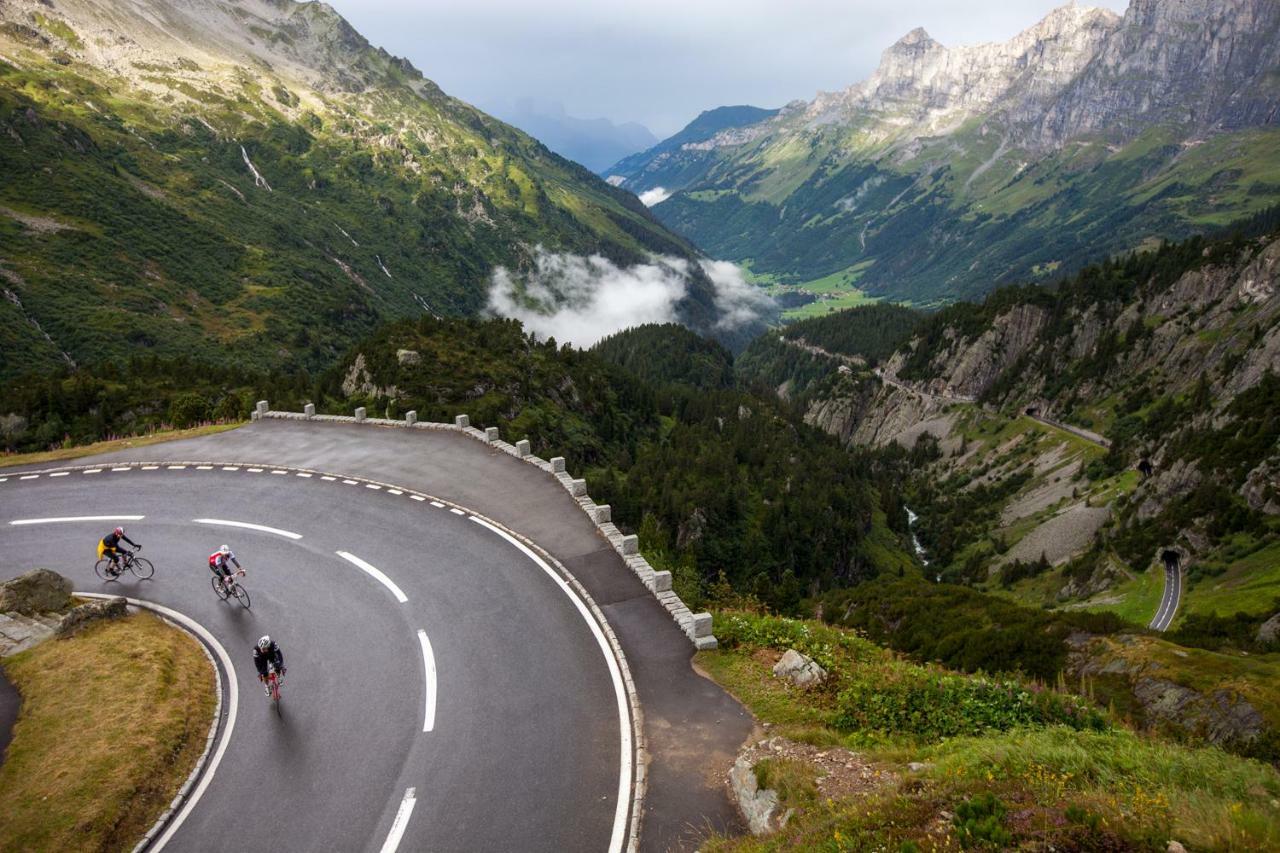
10, 514, 145, 525
469, 516, 631, 853
417, 631, 436, 733
75, 593, 238, 853
378, 787, 418, 853
194, 518, 302, 540
336, 551, 408, 603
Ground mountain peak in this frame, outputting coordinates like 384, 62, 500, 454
889, 26, 941, 52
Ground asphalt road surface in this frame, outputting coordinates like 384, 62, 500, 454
1, 465, 626, 852
1149, 564, 1183, 632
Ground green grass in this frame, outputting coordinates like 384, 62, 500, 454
1080, 564, 1165, 625
780, 288, 877, 320
1183, 540, 1280, 618
0, 613, 216, 851
0, 423, 243, 469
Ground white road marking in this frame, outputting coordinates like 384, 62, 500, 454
387, 489, 403, 495
141, 465, 159, 470
247, 467, 263, 473
74, 594, 240, 853
271, 470, 287, 475
321, 475, 336, 481
19, 474, 38, 480
10, 514, 145, 526
112, 467, 131, 472
365, 483, 381, 490
222, 466, 240, 472
196, 465, 213, 470
449, 507, 464, 516
168, 465, 186, 470
409, 495, 425, 502
0, 477, 7, 482
49, 472, 69, 478
194, 518, 302, 540
336, 551, 408, 603
83, 468, 102, 474
417, 631, 436, 733
296, 472, 312, 478
342, 479, 358, 485
429, 501, 445, 508
469, 517, 632, 853
378, 787, 418, 853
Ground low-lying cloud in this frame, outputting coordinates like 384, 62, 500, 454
637, 186, 671, 207
486, 248, 772, 347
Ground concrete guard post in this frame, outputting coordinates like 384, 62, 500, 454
258, 406, 716, 648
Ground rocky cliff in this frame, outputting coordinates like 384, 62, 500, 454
623, 0, 1280, 305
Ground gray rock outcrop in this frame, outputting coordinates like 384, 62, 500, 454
728, 752, 782, 836
1257, 613, 1280, 647
772, 649, 827, 686
0, 568, 72, 615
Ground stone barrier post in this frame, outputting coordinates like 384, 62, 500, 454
303, 403, 315, 418
405, 410, 417, 426
354, 407, 367, 422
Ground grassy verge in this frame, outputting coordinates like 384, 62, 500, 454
0, 612, 217, 851
0, 422, 242, 469
700, 610, 1280, 850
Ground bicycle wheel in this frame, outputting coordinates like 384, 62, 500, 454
211, 574, 229, 600
129, 557, 155, 580
94, 559, 117, 581
232, 583, 251, 609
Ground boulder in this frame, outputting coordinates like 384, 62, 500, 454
772, 649, 827, 686
57, 597, 127, 636
396, 348, 420, 366
729, 752, 781, 836
0, 569, 73, 615
1257, 613, 1280, 647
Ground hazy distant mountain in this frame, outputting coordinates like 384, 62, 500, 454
615, 0, 1280, 305
604, 105, 780, 189
0, 0, 706, 378
490, 98, 657, 174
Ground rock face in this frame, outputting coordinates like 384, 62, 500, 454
772, 649, 828, 686
1257, 612, 1280, 647
0, 569, 72, 615
728, 752, 782, 836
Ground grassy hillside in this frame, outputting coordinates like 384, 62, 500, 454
0, 1, 705, 380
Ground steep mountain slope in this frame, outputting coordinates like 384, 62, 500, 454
603, 105, 779, 190
620, 0, 1280, 305
0, 0, 706, 380
489, 98, 656, 174
738, 213, 1280, 628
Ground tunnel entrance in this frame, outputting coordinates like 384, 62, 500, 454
1161, 549, 1181, 571
1138, 458, 1154, 479
1025, 406, 1040, 417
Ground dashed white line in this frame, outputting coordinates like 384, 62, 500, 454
83, 469, 102, 474
417, 631, 437, 733
196, 465, 213, 470
19, 474, 38, 480
112, 467, 131, 472
10, 515, 145, 526
168, 465, 186, 470
469, 516, 632, 853
336, 551, 408, 603
387, 489, 402, 495
247, 467, 263, 473
271, 470, 287, 475
141, 465, 159, 470
342, 479, 358, 485
449, 508, 464, 516
194, 518, 302, 540
49, 472, 69, 478
222, 466, 240, 472
321, 475, 336, 482
409, 495, 426, 502
365, 483, 381, 490
378, 787, 418, 853
430, 501, 445, 508
296, 472, 312, 478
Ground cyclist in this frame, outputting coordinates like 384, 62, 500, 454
208, 545, 244, 592
253, 635, 285, 695
98, 526, 140, 577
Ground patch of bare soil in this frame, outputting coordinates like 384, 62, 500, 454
739, 736, 897, 801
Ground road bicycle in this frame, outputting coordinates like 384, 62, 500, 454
263, 664, 284, 716
94, 549, 154, 581
211, 569, 251, 609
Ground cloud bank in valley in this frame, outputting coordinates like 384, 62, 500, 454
637, 187, 671, 207
486, 248, 772, 347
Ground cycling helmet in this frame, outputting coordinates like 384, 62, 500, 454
257, 635, 271, 651
219, 545, 231, 555
114, 526, 124, 536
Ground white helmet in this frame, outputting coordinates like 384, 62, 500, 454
257, 635, 271, 651
219, 545, 231, 555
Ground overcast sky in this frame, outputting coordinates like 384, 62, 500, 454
327, 1, 1130, 137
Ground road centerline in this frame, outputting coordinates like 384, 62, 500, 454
194, 518, 303, 540
378, 787, 418, 853
10, 514, 145, 525
335, 551, 409, 603
417, 631, 437, 733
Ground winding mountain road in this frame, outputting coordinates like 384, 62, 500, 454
0, 421, 752, 851
1149, 564, 1183, 632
